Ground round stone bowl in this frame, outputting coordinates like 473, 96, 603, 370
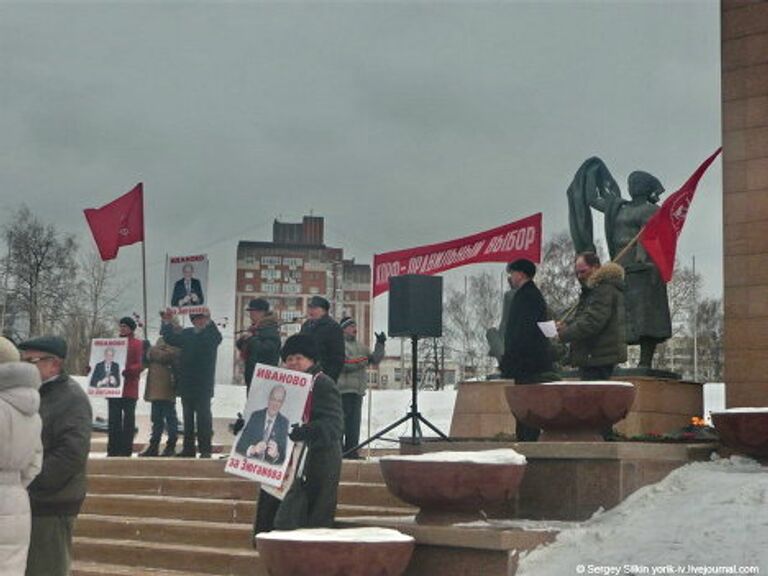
257, 527, 414, 576
711, 409, 768, 460
504, 381, 636, 442
379, 449, 527, 524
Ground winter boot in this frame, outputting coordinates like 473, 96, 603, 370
160, 443, 177, 457
139, 443, 160, 457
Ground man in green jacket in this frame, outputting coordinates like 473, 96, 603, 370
336, 317, 385, 459
18, 336, 92, 576
557, 252, 627, 380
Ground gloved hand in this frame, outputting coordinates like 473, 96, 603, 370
289, 423, 315, 443
375, 331, 387, 345
230, 413, 245, 435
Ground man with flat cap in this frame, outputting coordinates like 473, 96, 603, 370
17, 336, 91, 576
500, 259, 559, 442
236, 298, 281, 393
161, 307, 222, 458
299, 295, 344, 382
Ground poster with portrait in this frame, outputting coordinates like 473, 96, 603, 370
165, 254, 209, 314
225, 364, 313, 488
87, 338, 128, 398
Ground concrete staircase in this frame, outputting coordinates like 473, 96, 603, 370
72, 457, 414, 576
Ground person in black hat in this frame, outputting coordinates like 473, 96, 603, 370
299, 296, 344, 382
236, 298, 281, 393
251, 333, 343, 538
500, 259, 559, 442
18, 335, 91, 576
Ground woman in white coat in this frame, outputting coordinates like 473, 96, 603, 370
0, 337, 43, 576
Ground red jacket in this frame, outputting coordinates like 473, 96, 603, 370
122, 336, 145, 399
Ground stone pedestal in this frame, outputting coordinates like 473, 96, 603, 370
401, 440, 716, 521
449, 376, 703, 439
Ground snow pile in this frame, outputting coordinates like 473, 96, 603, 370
381, 448, 526, 466
516, 456, 768, 575
257, 527, 414, 543
713, 408, 768, 414
540, 381, 634, 387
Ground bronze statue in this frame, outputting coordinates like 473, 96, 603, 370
567, 157, 671, 367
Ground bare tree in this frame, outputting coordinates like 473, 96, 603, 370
2, 206, 78, 338
536, 231, 581, 317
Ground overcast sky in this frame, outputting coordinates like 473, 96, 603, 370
0, 0, 722, 363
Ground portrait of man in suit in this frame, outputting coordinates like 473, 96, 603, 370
89, 347, 122, 388
171, 263, 205, 307
234, 384, 290, 465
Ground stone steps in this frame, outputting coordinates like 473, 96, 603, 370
72, 561, 219, 576
72, 537, 264, 576
87, 474, 407, 508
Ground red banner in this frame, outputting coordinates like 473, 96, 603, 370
640, 148, 721, 282
372, 213, 542, 297
84, 183, 144, 261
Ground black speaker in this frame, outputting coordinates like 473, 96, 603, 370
388, 275, 443, 338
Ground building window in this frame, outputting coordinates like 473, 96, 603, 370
244, 271, 254, 279
244, 284, 254, 292
309, 287, 319, 294
261, 256, 281, 266
282, 283, 301, 294
263, 283, 280, 294
261, 269, 281, 280
284, 257, 303, 268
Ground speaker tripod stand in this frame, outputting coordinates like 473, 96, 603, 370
345, 334, 450, 457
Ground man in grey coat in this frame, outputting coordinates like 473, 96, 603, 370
18, 336, 92, 576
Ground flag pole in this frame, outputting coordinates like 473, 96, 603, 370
142, 240, 149, 339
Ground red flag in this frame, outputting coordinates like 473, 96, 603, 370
84, 183, 144, 261
639, 148, 722, 283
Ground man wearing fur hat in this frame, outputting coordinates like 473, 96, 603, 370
337, 317, 385, 458
299, 296, 344, 383
501, 258, 559, 442
557, 252, 627, 380
17, 335, 91, 576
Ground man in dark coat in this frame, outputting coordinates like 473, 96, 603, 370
161, 308, 222, 458
500, 259, 558, 442
235, 384, 290, 465
18, 336, 92, 576
171, 263, 205, 307
236, 298, 281, 392
89, 347, 121, 388
557, 252, 627, 380
299, 296, 344, 382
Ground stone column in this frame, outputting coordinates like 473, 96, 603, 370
722, 1, 768, 406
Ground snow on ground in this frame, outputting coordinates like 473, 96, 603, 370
516, 456, 768, 576
257, 527, 413, 543
75, 376, 456, 448
381, 448, 525, 465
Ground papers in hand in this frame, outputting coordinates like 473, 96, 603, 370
537, 320, 558, 338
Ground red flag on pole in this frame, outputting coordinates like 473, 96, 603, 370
84, 183, 145, 261
639, 148, 722, 283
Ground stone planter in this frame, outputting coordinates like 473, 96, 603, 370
256, 527, 414, 576
711, 409, 768, 460
504, 381, 636, 441
379, 449, 526, 524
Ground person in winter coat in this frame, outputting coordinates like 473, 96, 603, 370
160, 308, 222, 458
236, 298, 281, 393
336, 317, 385, 458
252, 334, 343, 537
557, 252, 627, 380
0, 337, 42, 576
17, 335, 91, 576
500, 259, 560, 442
139, 330, 181, 458
299, 296, 344, 382
105, 317, 145, 457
